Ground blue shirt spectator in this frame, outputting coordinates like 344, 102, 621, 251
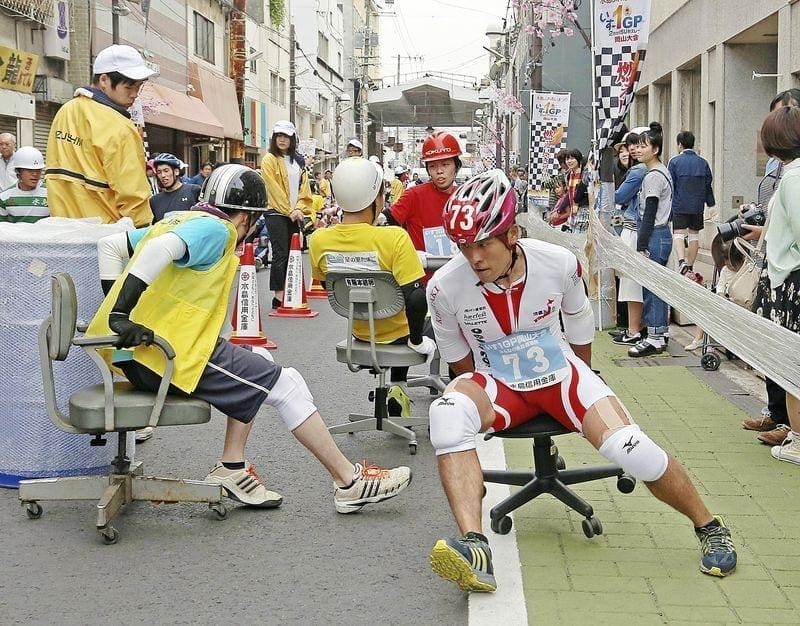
668, 142, 715, 215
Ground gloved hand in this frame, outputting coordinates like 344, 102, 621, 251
416, 250, 428, 269
109, 312, 154, 348
407, 336, 437, 360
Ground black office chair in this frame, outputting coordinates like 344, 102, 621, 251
483, 414, 636, 538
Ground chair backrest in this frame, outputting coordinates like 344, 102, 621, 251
325, 270, 405, 321
49, 272, 78, 361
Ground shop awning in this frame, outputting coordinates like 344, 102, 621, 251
197, 66, 244, 141
140, 82, 224, 138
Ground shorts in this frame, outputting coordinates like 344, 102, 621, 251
618, 228, 643, 303
460, 352, 614, 434
672, 213, 703, 231
118, 338, 283, 423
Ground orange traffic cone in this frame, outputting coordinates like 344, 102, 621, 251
269, 233, 320, 318
231, 242, 278, 349
306, 276, 328, 299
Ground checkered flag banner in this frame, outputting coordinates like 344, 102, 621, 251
594, 46, 645, 153
529, 91, 571, 188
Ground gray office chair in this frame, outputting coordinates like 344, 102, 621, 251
19, 273, 226, 544
483, 415, 636, 538
325, 270, 429, 454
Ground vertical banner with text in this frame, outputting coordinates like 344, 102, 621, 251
529, 91, 571, 188
592, 0, 651, 153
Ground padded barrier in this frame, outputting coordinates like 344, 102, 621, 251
0, 217, 134, 487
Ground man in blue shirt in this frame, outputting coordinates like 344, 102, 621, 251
668, 131, 715, 276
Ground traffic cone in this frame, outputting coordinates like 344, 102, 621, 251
230, 242, 278, 349
306, 276, 328, 299
269, 233, 320, 318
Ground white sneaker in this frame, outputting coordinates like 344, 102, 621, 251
205, 461, 283, 507
771, 435, 800, 465
135, 427, 155, 443
685, 339, 703, 351
334, 461, 412, 514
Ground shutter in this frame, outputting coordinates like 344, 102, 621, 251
34, 103, 59, 159
0, 115, 16, 137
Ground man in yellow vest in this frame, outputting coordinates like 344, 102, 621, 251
86, 164, 412, 513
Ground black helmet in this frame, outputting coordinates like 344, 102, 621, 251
199, 164, 267, 212
152, 152, 182, 169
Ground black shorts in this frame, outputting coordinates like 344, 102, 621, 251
672, 213, 703, 231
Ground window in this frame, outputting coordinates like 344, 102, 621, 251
318, 94, 329, 117
270, 72, 279, 103
337, 52, 342, 74
279, 77, 287, 106
249, 47, 258, 74
318, 32, 329, 63
194, 12, 214, 64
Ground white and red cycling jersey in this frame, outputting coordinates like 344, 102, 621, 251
427, 238, 612, 432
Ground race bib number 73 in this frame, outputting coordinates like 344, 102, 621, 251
483, 330, 569, 391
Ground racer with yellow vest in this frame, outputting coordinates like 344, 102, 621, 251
86, 164, 412, 513
46, 44, 154, 227
309, 157, 436, 417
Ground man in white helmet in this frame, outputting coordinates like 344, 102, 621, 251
0, 146, 48, 223
309, 157, 436, 417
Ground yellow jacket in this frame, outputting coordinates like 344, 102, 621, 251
319, 178, 331, 198
260, 153, 313, 217
390, 178, 404, 205
46, 88, 153, 227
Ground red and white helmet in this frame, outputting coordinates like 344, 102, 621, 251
421, 130, 462, 163
442, 169, 517, 246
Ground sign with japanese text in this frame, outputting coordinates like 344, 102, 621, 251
529, 91, 570, 187
0, 46, 39, 94
44, 0, 71, 60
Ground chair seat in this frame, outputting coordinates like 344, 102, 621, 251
68, 381, 211, 432
489, 414, 573, 438
336, 339, 427, 369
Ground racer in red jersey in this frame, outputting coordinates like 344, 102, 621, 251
426, 169, 737, 593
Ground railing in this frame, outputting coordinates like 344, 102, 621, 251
0, 0, 74, 30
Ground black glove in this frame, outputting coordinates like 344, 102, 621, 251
108, 312, 154, 348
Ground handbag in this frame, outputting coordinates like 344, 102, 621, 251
548, 193, 570, 226
726, 211, 770, 310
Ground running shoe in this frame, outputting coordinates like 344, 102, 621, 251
205, 461, 283, 508
612, 330, 641, 346
334, 461, 412, 514
387, 385, 412, 417
430, 532, 497, 592
696, 516, 737, 577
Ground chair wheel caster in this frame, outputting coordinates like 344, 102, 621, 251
408, 443, 417, 455
368, 391, 375, 402
491, 515, 513, 535
481, 485, 487, 498
617, 474, 636, 494
99, 525, 119, 545
209, 502, 228, 519
24, 501, 42, 519
701, 352, 720, 371
582, 517, 602, 538
556, 455, 566, 470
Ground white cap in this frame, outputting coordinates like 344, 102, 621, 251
93, 45, 156, 80
333, 157, 383, 212
272, 120, 296, 137
347, 138, 363, 151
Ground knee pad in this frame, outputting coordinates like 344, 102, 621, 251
268, 367, 317, 431
672, 234, 686, 242
598, 424, 669, 482
687, 233, 700, 243
429, 391, 481, 456
252, 346, 275, 362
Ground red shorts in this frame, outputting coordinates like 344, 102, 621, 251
460, 352, 614, 434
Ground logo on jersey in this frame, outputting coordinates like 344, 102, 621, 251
463, 306, 487, 326
532, 298, 555, 323
570, 260, 583, 286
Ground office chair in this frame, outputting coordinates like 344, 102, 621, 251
325, 270, 429, 454
483, 414, 636, 538
18, 273, 226, 544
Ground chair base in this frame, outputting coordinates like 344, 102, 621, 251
407, 355, 448, 395
19, 435, 225, 544
328, 413, 428, 454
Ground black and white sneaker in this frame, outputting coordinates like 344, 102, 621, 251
612, 330, 642, 346
334, 461, 411, 514
628, 340, 665, 357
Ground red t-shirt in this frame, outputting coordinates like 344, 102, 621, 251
388, 181, 455, 252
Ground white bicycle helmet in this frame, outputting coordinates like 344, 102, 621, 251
443, 169, 517, 245
332, 157, 383, 213
13, 146, 45, 170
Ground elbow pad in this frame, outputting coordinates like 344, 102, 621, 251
127, 232, 188, 285
562, 299, 595, 345
401, 281, 427, 343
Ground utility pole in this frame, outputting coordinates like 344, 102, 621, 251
111, 0, 121, 44
289, 24, 296, 124
360, 4, 371, 149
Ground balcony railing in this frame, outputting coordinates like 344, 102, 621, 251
0, 0, 74, 30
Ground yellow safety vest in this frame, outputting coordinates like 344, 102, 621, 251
86, 211, 239, 392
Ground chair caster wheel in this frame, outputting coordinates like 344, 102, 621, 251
209, 502, 228, 519
99, 525, 119, 545
701, 352, 720, 371
24, 501, 42, 519
555, 455, 566, 470
481, 485, 487, 499
491, 515, 513, 535
368, 391, 375, 402
408, 443, 417, 455
617, 474, 636, 494
582, 517, 602, 538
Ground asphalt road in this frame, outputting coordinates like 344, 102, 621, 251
0, 267, 468, 625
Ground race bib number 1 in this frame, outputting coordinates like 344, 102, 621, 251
483, 330, 569, 391
422, 226, 458, 257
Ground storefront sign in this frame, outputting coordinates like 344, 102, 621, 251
0, 45, 39, 94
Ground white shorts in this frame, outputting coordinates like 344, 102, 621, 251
618, 228, 643, 303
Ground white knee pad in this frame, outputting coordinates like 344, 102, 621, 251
687, 233, 700, 243
429, 391, 482, 456
267, 367, 317, 431
672, 234, 686, 242
598, 424, 669, 482
252, 346, 275, 362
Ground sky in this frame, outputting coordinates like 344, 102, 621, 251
377, 0, 511, 88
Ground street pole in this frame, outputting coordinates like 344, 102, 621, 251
361, 4, 371, 148
289, 24, 296, 124
111, 0, 120, 44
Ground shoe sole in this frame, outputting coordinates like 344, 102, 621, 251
700, 563, 735, 577
213, 484, 283, 508
771, 450, 800, 464
430, 541, 496, 592
334, 473, 412, 514
744, 422, 779, 432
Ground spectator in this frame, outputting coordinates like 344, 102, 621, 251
260, 120, 313, 309
189, 161, 214, 186
46, 44, 155, 227
668, 131, 715, 277
514, 166, 528, 213
613, 142, 631, 189
345, 139, 363, 157
411, 171, 420, 186
309, 157, 434, 417
564, 148, 588, 231
390, 165, 408, 205
149, 153, 201, 222
0, 146, 48, 223
86, 163, 412, 511
0, 132, 17, 188
629, 122, 673, 357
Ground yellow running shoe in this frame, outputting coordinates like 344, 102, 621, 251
387, 384, 412, 417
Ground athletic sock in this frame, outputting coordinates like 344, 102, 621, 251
695, 518, 721, 532
222, 461, 245, 470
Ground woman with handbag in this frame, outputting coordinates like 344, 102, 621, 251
757, 105, 800, 464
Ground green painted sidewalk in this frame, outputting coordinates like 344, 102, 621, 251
504, 334, 799, 625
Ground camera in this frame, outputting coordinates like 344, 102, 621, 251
716, 203, 767, 242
